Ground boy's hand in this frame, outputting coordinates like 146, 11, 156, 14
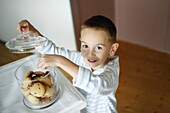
17, 20, 43, 36
38, 54, 60, 69
38, 54, 79, 79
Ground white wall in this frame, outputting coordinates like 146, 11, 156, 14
0, 0, 77, 50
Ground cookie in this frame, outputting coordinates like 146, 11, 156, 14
21, 77, 32, 90
21, 70, 58, 105
34, 71, 44, 75
27, 94, 40, 104
22, 89, 30, 97
34, 74, 53, 86
43, 85, 56, 98
23, 71, 34, 78
29, 82, 45, 97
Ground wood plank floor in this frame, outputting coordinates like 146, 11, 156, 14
0, 41, 170, 113
116, 41, 170, 113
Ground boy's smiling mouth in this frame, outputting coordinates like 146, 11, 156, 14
87, 59, 97, 63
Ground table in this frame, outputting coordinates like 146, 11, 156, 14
0, 54, 86, 113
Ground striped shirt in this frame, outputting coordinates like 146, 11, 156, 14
37, 39, 120, 113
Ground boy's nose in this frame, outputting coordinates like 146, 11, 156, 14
87, 49, 95, 57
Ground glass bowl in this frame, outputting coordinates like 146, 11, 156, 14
15, 57, 60, 109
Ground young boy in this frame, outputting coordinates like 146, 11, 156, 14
18, 15, 120, 113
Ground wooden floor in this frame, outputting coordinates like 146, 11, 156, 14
116, 41, 170, 113
0, 41, 170, 113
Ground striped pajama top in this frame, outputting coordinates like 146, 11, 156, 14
36, 39, 120, 113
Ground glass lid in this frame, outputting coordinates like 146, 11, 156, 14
5, 32, 47, 53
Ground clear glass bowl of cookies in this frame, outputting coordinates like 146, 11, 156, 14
15, 57, 60, 109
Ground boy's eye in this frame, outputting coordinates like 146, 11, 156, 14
96, 46, 102, 50
82, 44, 88, 48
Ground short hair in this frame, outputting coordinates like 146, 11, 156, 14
81, 15, 117, 42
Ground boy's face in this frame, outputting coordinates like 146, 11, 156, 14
80, 28, 118, 70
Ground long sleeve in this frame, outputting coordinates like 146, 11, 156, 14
36, 38, 83, 64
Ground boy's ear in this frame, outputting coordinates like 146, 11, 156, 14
109, 43, 119, 56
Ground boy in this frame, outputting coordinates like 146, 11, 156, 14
18, 15, 120, 113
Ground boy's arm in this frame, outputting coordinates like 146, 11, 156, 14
17, 20, 81, 64
36, 39, 82, 65
38, 54, 79, 80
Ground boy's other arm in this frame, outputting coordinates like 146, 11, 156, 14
17, 20, 43, 37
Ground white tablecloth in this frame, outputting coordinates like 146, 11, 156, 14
0, 55, 86, 113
